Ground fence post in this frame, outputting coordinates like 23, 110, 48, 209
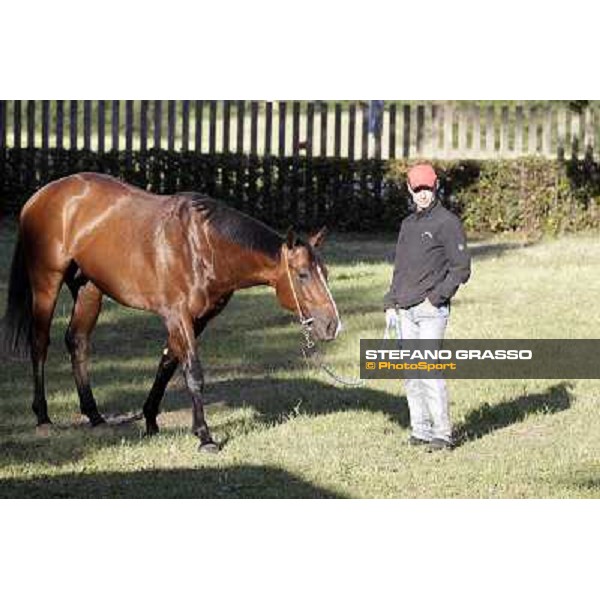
223, 100, 231, 154
571, 109, 581, 159
25, 101, 36, 189
422, 103, 433, 157
168, 100, 177, 151
140, 100, 149, 153
154, 100, 162, 149
73, 100, 82, 151
264, 101, 273, 157
584, 105, 595, 158
125, 100, 134, 154
111, 100, 119, 151
250, 101, 259, 156
98, 100, 105, 154
306, 101, 314, 159
485, 105, 495, 158
292, 101, 300, 157
430, 104, 440, 158
41, 100, 50, 150
278, 101, 286, 157
181, 100, 190, 152
499, 105, 509, 156
443, 104, 453, 158
236, 101, 245, 154
320, 101, 328, 157
209, 100, 217, 154
402, 104, 411, 158
543, 105, 553, 157
27, 100, 36, 148
458, 106, 468, 157
306, 101, 315, 224
0, 100, 5, 192
56, 100, 64, 150
388, 103, 396, 159
0, 100, 6, 150
556, 107, 566, 159
13, 100, 21, 149
415, 104, 425, 157
471, 105, 480, 156
334, 103, 342, 158
83, 101, 92, 151
515, 105, 524, 156
124, 100, 134, 170
348, 103, 356, 161
528, 106, 537, 154
195, 101, 203, 153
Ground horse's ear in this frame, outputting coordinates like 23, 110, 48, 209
286, 227, 297, 249
308, 226, 328, 248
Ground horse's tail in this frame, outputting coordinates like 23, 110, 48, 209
0, 234, 33, 360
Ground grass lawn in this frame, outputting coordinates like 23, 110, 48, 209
0, 220, 599, 498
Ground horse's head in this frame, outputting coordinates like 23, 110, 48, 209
275, 226, 341, 342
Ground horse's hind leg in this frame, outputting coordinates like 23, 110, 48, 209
30, 270, 64, 426
65, 277, 105, 426
143, 348, 179, 435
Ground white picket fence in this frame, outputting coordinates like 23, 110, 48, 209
1, 101, 597, 160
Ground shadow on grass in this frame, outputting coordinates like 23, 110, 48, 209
0, 374, 411, 470
0, 363, 576, 471
561, 476, 600, 494
469, 241, 535, 260
0, 464, 344, 498
454, 382, 573, 445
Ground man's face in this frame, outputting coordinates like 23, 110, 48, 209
410, 186, 435, 211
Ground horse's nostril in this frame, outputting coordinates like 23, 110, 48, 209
326, 319, 337, 337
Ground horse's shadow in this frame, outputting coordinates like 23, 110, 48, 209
0, 365, 575, 475
136, 377, 574, 450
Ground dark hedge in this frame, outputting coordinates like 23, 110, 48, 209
0, 149, 597, 233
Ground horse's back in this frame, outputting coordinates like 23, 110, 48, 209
22, 173, 158, 222
21, 173, 175, 248
19, 173, 189, 309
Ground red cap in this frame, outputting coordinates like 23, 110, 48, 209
407, 164, 437, 190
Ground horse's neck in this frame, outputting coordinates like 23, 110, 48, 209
221, 248, 280, 291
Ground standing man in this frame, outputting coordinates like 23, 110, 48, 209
384, 163, 471, 451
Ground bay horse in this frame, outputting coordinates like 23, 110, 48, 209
0, 173, 341, 452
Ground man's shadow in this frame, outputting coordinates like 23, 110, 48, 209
453, 382, 573, 445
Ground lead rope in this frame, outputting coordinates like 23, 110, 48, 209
283, 251, 364, 387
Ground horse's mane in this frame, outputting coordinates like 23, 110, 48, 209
182, 193, 283, 260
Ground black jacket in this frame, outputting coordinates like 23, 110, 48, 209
384, 200, 471, 309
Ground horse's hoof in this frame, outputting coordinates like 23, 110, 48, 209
35, 422, 53, 436
198, 441, 219, 453
144, 425, 160, 437
90, 415, 107, 427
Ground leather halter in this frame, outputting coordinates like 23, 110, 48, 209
282, 248, 315, 328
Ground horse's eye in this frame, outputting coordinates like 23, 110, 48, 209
298, 270, 310, 282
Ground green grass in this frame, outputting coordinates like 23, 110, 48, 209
0, 221, 599, 498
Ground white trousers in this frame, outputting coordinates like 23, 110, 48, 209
399, 300, 452, 442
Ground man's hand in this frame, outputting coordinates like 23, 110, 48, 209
385, 308, 398, 328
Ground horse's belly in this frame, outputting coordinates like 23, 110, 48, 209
74, 242, 168, 311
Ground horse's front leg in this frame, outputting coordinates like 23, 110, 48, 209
183, 354, 218, 452
164, 312, 218, 453
143, 293, 233, 437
